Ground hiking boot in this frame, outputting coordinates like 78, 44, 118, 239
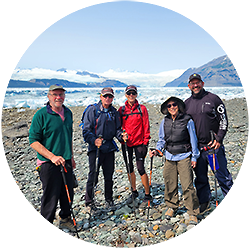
126, 190, 139, 204
139, 194, 153, 209
165, 208, 174, 220
188, 215, 198, 225
199, 201, 211, 215
86, 202, 100, 214
59, 216, 77, 232
105, 199, 116, 211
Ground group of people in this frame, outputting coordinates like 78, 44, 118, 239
29, 73, 233, 231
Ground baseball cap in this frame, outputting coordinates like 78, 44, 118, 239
189, 73, 202, 82
49, 84, 66, 91
125, 85, 137, 94
101, 87, 114, 96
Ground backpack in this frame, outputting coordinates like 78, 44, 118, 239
79, 103, 117, 133
121, 104, 142, 120
79, 103, 99, 131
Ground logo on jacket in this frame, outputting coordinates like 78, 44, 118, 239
217, 104, 225, 114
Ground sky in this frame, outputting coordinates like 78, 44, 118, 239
16, 1, 225, 74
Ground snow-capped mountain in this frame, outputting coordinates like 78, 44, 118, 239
9, 55, 240, 88
165, 55, 242, 87
9, 68, 185, 88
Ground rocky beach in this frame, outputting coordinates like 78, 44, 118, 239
1, 98, 248, 247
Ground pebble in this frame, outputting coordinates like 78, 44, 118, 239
2, 99, 248, 247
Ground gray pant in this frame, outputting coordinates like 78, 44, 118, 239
163, 156, 199, 215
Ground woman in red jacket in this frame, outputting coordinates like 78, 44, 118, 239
118, 85, 151, 206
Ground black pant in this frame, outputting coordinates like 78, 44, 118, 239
39, 160, 73, 223
121, 144, 147, 176
85, 150, 115, 205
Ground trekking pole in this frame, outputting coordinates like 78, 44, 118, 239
123, 129, 136, 218
201, 130, 224, 212
210, 131, 218, 207
92, 135, 102, 202
147, 149, 163, 220
147, 155, 153, 220
60, 164, 79, 238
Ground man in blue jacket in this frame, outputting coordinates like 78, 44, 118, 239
185, 73, 233, 214
82, 87, 123, 213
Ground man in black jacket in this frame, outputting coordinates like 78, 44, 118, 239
82, 87, 124, 213
185, 74, 233, 214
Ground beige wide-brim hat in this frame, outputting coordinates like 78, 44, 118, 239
161, 96, 185, 115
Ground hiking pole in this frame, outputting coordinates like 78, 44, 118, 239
92, 135, 102, 202
202, 131, 220, 207
210, 131, 219, 207
147, 155, 153, 220
147, 149, 163, 220
60, 164, 79, 238
123, 130, 136, 218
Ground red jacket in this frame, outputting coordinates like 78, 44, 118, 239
118, 100, 151, 147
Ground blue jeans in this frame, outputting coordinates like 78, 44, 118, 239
194, 145, 233, 204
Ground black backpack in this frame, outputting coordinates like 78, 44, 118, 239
121, 104, 142, 120
79, 103, 99, 130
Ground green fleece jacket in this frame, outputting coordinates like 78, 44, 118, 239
29, 103, 73, 161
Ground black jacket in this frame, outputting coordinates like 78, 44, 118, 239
185, 89, 228, 146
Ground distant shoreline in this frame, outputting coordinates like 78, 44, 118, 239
3, 87, 246, 109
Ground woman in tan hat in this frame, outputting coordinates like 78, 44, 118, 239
150, 96, 200, 225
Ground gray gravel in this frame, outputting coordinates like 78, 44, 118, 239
1, 98, 248, 247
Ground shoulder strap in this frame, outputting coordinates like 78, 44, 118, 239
137, 104, 142, 116
121, 105, 125, 116
93, 104, 101, 134
79, 103, 99, 129
121, 104, 142, 120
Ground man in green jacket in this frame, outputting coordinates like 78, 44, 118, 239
29, 84, 76, 230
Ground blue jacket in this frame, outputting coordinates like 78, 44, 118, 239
82, 101, 123, 153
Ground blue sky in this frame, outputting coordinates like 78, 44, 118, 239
16, 1, 225, 74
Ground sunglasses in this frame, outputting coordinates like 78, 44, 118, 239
102, 94, 114, 99
126, 91, 137, 96
167, 103, 178, 109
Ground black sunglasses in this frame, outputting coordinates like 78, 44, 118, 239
103, 94, 114, 99
126, 91, 137, 96
167, 103, 178, 109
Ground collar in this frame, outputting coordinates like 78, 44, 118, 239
125, 99, 139, 109
98, 100, 113, 112
165, 112, 184, 120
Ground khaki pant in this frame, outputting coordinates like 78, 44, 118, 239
163, 156, 199, 215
